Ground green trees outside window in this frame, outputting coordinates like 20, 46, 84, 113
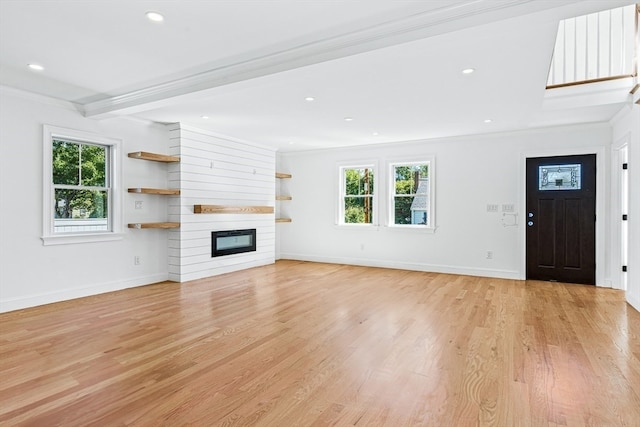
52, 139, 109, 229
343, 167, 374, 224
392, 163, 429, 226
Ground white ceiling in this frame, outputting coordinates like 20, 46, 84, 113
0, 0, 635, 151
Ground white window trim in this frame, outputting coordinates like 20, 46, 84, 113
387, 157, 436, 232
336, 160, 379, 227
42, 125, 123, 246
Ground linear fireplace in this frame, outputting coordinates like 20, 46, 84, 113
211, 229, 257, 257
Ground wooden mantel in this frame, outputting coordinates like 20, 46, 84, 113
194, 205, 274, 214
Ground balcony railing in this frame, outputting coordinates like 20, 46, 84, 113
547, 4, 638, 88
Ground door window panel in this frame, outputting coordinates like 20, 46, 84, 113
538, 164, 581, 190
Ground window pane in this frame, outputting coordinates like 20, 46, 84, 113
394, 166, 416, 194
344, 196, 373, 223
52, 140, 79, 185
538, 164, 581, 190
345, 168, 374, 196
54, 189, 108, 233
392, 163, 430, 226
394, 196, 414, 224
81, 144, 107, 186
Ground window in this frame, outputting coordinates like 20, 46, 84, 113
389, 160, 434, 228
42, 125, 122, 245
53, 140, 109, 232
538, 164, 581, 190
339, 164, 376, 225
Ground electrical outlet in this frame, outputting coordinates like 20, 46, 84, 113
487, 204, 498, 213
486, 251, 493, 260
134, 256, 141, 265
502, 204, 515, 212
135, 200, 143, 209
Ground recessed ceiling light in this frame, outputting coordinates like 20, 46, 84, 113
201, 115, 209, 119
372, 132, 379, 136
484, 119, 493, 123
462, 68, 475, 74
305, 97, 315, 102
28, 63, 44, 71
146, 11, 164, 22
289, 141, 295, 145
344, 117, 354, 122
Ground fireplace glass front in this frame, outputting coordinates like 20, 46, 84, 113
211, 229, 257, 257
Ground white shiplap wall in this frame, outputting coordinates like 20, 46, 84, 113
168, 124, 276, 282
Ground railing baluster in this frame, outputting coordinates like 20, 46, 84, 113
547, 4, 635, 88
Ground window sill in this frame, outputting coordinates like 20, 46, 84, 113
41, 232, 124, 246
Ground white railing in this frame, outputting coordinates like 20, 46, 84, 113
54, 218, 108, 233
547, 4, 638, 87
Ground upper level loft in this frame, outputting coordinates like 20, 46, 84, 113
547, 4, 638, 89
540, 3, 639, 117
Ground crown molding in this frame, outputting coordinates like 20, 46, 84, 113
0, 85, 82, 112
83, 0, 583, 118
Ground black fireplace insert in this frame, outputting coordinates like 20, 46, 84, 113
211, 229, 256, 257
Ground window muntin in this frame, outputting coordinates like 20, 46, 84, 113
52, 140, 110, 233
390, 161, 432, 227
339, 166, 375, 225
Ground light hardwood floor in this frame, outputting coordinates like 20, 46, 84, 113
1, 260, 639, 426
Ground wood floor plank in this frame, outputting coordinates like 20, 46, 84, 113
1, 260, 639, 426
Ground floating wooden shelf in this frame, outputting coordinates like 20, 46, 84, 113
128, 152, 180, 232
194, 205, 274, 214
128, 188, 180, 195
276, 172, 292, 222
128, 151, 180, 163
128, 222, 180, 229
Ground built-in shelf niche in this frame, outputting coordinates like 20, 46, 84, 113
276, 171, 292, 223
127, 151, 180, 230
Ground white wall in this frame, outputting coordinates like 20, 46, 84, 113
0, 87, 171, 312
167, 124, 276, 282
2, 84, 631, 312
277, 124, 612, 283
612, 103, 640, 311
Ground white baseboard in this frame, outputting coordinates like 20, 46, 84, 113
279, 253, 521, 280
627, 293, 640, 313
172, 258, 275, 283
0, 273, 169, 313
